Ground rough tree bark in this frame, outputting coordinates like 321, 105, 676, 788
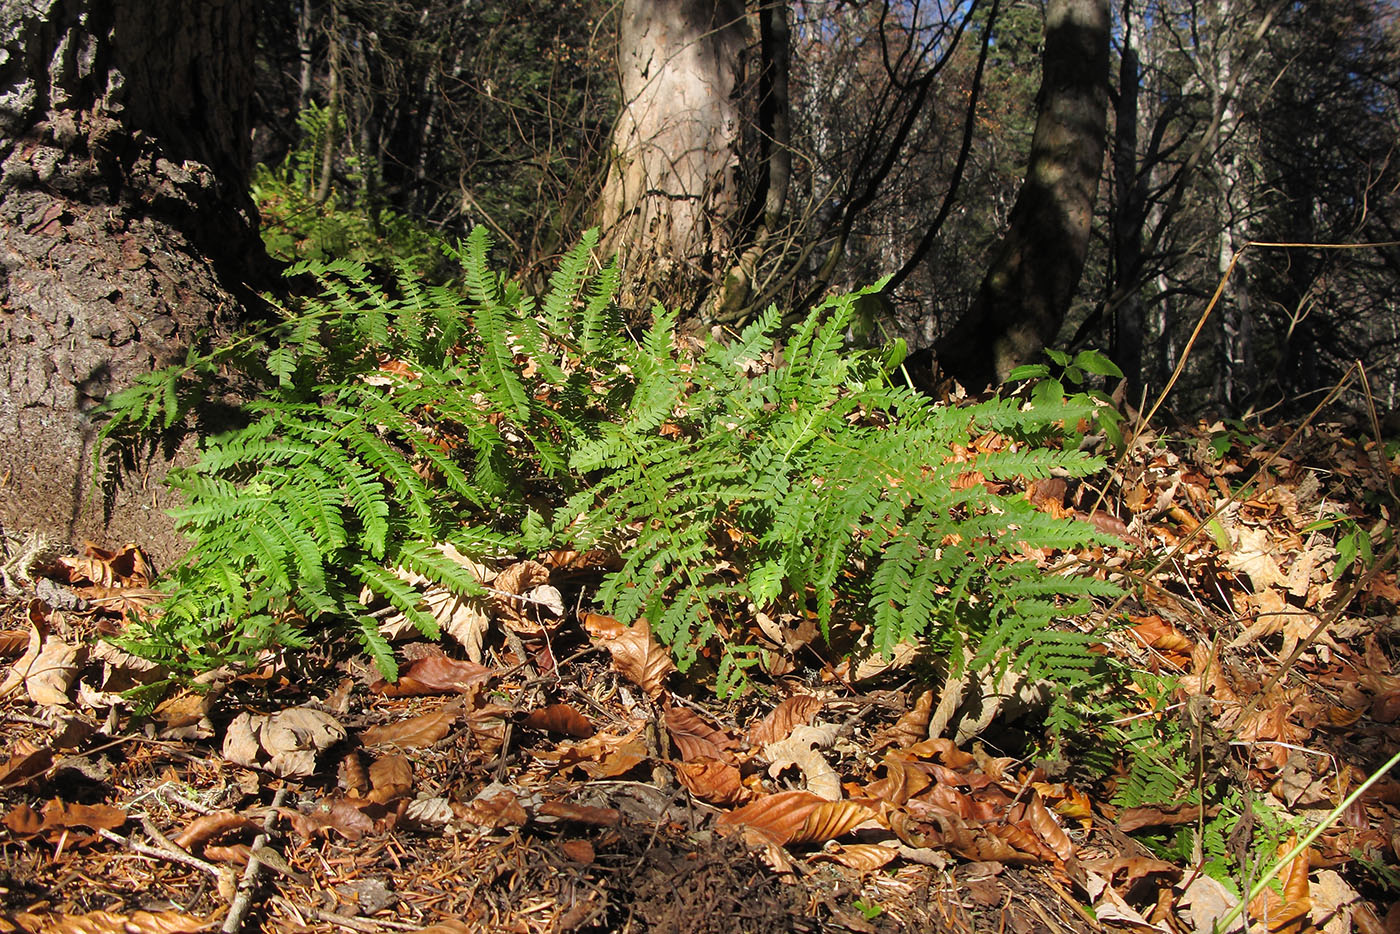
597, 0, 747, 316
936, 0, 1110, 389
0, 0, 264, 565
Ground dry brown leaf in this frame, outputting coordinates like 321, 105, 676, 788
222, 707, 346, 778
559, 839, 595, 864
874, 689, 934, 750
359, 709, 455, 749
535, 800, 621, 827
1079, 856, 1179, 886
1178, 874, 1247, 933
809, 843, 898, 872
764, 723, 842, 801
1, 908, 212, 934
454, 790, 528, 829
672, 756, 749, 805
1115, 803, 1206, 832
1025, 794, 1073, 861
55, 543, 154, 589
927, 813, 1037, 864
1249, 838, 1312, 934
416, 923, 471, 934
284, 797, 379, 841
367, 754, 413, 803
1127, 615, 1194, 656
374, 543, 493, 659
716, 790, 839, 847
171, 812, 253, 853
583, 613, 674, 697
339, 750, 370, 795
747, 694, 823, 747
664, 705, 737, 762
0, 614, 82, 708
865, 752, 932, 805
1226, 527, 1290, 590
3, 798, 127, 843
523, 703, 595, 739
789, 799, 877, 845
555, 727, 649, 779
375, 654, 493, 695
848, 641, 920, 680
493, 560, 558, 635
150, 688, 215, 739
1310, 869, 1372, 934
0, 742, 52, 790
0, 630, 29, 657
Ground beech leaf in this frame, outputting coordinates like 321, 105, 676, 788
583, 613, 674, 697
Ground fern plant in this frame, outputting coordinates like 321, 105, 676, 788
99, 227, 1119, 694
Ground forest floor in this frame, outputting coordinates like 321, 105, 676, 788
0, 413, 1397, 934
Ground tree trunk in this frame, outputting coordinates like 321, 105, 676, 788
0, 0, 263, 565
711, 0, 790, 325
597, 0, 747, 316
1111, 1, 1147, 402
936, 0, 1110, 389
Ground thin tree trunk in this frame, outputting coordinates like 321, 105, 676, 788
314, 0, 340, 205
1112, 0, 1147, 400
712, 1, 791, 324
936, 0, 1111, 388
597, 0, 747, 315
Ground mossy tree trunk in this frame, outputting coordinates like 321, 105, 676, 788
0, 0, 265, 565
936, 0, 1110, 389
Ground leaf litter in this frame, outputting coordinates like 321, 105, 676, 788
0, 418, 1397, 932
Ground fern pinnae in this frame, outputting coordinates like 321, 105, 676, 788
354, 560, 441, 641
579, 257, 619, 356
542, 228, 598, 334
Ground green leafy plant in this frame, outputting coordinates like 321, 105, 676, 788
1008, 348, 1127, 453
251, 104, 446, 273
99, 229, 1119, 694
1306, 512, 1388, 578
1206, 418, 1264, 461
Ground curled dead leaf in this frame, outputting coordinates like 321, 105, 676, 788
284, 797, 380, 841
522, 703, 595, 739
454, 789, 528, 829
367, 754, 413, 804
172, 812, 254, 854
0, 908, 210, 934
809, 842, 898, 872
583, 613, 674, 698
673, 757, 750, 806
764, 724, 842, 801
359, 709, 455, 749
560, 838, 595, 864
375, 653, 493, 695
874, 689, 934, 750
0, 611, 83, 708
493, 560, 560, 635
1025, 794, 1073, 861
222, 707, 346, 778
535, 800, 621, 827
748, 694, 823, 747
3, 798, 127, 844
0, 741, 52, 790
665, 705, 737, 762
716, 790, 873, 848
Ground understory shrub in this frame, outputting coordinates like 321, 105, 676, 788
98, 228, 1119, 694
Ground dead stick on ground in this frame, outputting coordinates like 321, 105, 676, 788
97, 827, 221, 878
270, 896, 423, 931
222, 787, 288, 934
